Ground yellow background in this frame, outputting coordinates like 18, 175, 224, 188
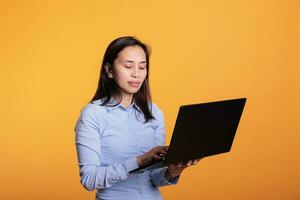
0, 0, 299, 199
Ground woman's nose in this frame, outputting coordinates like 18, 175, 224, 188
131, 67, 140, 78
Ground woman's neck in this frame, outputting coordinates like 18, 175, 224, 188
113, 93, 133, 108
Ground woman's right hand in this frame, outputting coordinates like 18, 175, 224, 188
137, 146, 169, 167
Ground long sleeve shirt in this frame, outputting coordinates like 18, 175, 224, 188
74, 97, 180, 200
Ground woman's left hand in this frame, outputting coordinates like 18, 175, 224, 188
165, 159, 202, 181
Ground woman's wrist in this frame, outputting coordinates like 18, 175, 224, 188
137, 155, 149, 167
137, 155, 144, 167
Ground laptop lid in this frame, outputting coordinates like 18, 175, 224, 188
165, 97, 246, 164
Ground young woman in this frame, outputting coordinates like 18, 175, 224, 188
75, 36, 199, 200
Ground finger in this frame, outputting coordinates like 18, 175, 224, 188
160, 148, 168, 155
154, 154, 163, 160
180, 164, 188, 169
187, 160, 193, 167
157, 149, 167, 156
193, 160, 198, 165
158, 153, 166, 158
158, 146, 168, 152
162, 146, 169, 152
176, 163, 183, 168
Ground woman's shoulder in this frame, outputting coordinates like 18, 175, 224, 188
150, 102, 164, 118
79, 99, 108, 116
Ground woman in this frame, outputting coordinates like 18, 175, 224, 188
75, 36, 199, 200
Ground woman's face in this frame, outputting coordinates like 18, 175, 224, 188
109, 45, 148, 97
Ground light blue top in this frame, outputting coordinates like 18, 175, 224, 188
74, 97, 180, 200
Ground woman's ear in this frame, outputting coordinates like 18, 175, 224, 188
105, 63, 113, 78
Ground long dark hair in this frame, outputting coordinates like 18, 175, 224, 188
90, 36, 154, 123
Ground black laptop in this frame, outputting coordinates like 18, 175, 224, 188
129, 97, 247, 174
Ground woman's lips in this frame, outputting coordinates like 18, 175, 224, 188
128, 81, 140, 87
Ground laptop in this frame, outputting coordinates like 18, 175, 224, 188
129, 97, 247, 174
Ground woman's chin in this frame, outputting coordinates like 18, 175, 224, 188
129, 86, 141, 93
122, 88, 139, 95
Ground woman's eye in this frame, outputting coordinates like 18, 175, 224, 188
124, 66, 132, 69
